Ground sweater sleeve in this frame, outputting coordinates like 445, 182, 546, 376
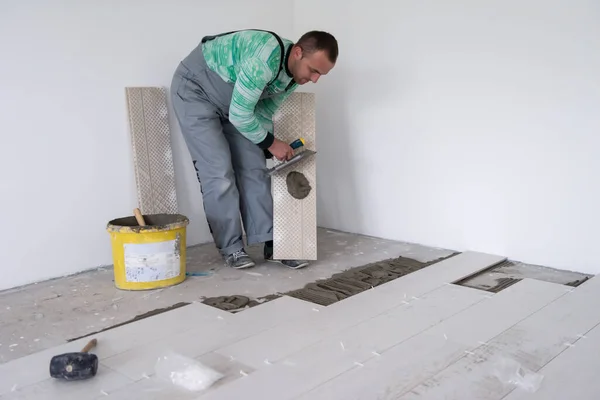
228, 58, 275, 149
254, 88, 295, 133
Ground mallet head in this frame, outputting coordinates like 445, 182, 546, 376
49, 352, 98, 380
49, 338, 99, 381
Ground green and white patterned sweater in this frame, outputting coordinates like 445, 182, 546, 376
202, 30, 298, 148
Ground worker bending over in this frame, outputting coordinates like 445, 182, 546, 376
170, 29, 338, 269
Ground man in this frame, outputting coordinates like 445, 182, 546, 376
170, 29, 338, 270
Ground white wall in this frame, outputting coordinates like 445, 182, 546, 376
2, 1, 598, 291
294, 1, 600, 273
0, 0, 294, 290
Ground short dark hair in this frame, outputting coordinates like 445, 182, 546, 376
296, 31, 338, 63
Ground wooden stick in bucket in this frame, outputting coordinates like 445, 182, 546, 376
133, 208, 146, 226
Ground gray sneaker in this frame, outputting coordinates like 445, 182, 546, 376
266, 258, 310, 270
263, 243, 309, 269
225, 250, 255, 269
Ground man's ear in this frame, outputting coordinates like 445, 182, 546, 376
293, 45, 303, 59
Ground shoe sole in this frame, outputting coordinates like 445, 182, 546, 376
228, 261, 256, 269
266, 259, 309, 270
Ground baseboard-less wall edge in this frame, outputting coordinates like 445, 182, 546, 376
272, 92, 317, 260
125, 87, 178, 214
0, 263, 114, 295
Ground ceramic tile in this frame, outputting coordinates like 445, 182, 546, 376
296, 332, 469, 400
272, 92, 317, 260
95, 353, 254, 400
425, 279, 569, 345
201, 286, 484, 399
215, 252, 503, 370
216, 284, 486, 370
2, 364, 131, 400
0, 303, 229, 396
125, 86, 178, 214
102, 297, 322, 380
503, 319, 600, 399
397, 280, 570, 399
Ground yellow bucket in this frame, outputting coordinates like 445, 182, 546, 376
106, 213, 190, 290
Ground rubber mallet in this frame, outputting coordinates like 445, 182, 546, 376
49, 338, 99, 381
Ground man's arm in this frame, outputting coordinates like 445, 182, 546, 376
255, 89, 295, 132
228, 58, 275, 149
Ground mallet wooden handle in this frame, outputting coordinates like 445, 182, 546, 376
133, 208, 146, 226
80, 338, 97, 353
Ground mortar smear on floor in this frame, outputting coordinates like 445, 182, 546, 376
202, 252, 458, 310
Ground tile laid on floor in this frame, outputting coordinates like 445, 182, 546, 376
396, 276, 600, 400
503, 315, 600, 400
216, 283, 487, 370
2, 364, 132, 400
202, 285, 488, 399
323, 251, 505, 317
95, 352, 254, 400
472, 277, 600, 376
367, 251, 507, 298
303, 277, 573, 400
294, 280, 572, 400
390, 281, 571, 399
0, 303, 230, 396
425, 279, 569, 346
295, 331, 470, 400
101, 296, 324, 380
215, 252, 502, 370
203, 279, 569, 400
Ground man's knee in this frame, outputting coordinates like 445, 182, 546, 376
193, 160, 236, 194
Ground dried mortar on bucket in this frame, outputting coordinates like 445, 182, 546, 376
107, 214, 189, 233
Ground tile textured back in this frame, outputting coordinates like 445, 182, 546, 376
125, 87, 178, 214
271, 92, 317, 260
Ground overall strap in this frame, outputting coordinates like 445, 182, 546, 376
201, 29, 285, 86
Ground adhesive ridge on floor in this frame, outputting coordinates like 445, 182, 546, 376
202, 252, 458, 310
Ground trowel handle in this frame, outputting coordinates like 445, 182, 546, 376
133, 208, 146, 226
290, 138, 305, 149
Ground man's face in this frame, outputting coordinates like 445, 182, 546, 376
290, 46, 335, 85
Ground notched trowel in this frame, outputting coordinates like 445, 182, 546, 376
267, 138, 317, 176
267, 149, 316, 176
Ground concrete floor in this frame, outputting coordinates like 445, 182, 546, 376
0, 228, 455, 364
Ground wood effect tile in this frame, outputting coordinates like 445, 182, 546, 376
95, 353, 254, 400
215, 251, 504, 370
389, 280, 570, 399
2, 364, 132, 400
201, 285, 487, 399
296, 332, 470, 400
304, 277, 570, 400
398, 277, 600, 399
102, 297, 323, 380
424, 279, 569, 346
0, 302, 229, 396
503, 319, 600, 399
216, 284, 487, 370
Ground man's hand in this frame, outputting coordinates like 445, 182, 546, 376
268, 138, 294, 161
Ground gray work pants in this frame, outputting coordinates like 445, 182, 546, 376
170, 43, 274, 257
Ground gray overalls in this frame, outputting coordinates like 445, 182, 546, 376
170, 31, 286, 257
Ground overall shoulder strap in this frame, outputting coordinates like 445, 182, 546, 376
262, 31, 285, 86
201, 30, 239, 43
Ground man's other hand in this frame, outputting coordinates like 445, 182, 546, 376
268, 138, 294, 161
